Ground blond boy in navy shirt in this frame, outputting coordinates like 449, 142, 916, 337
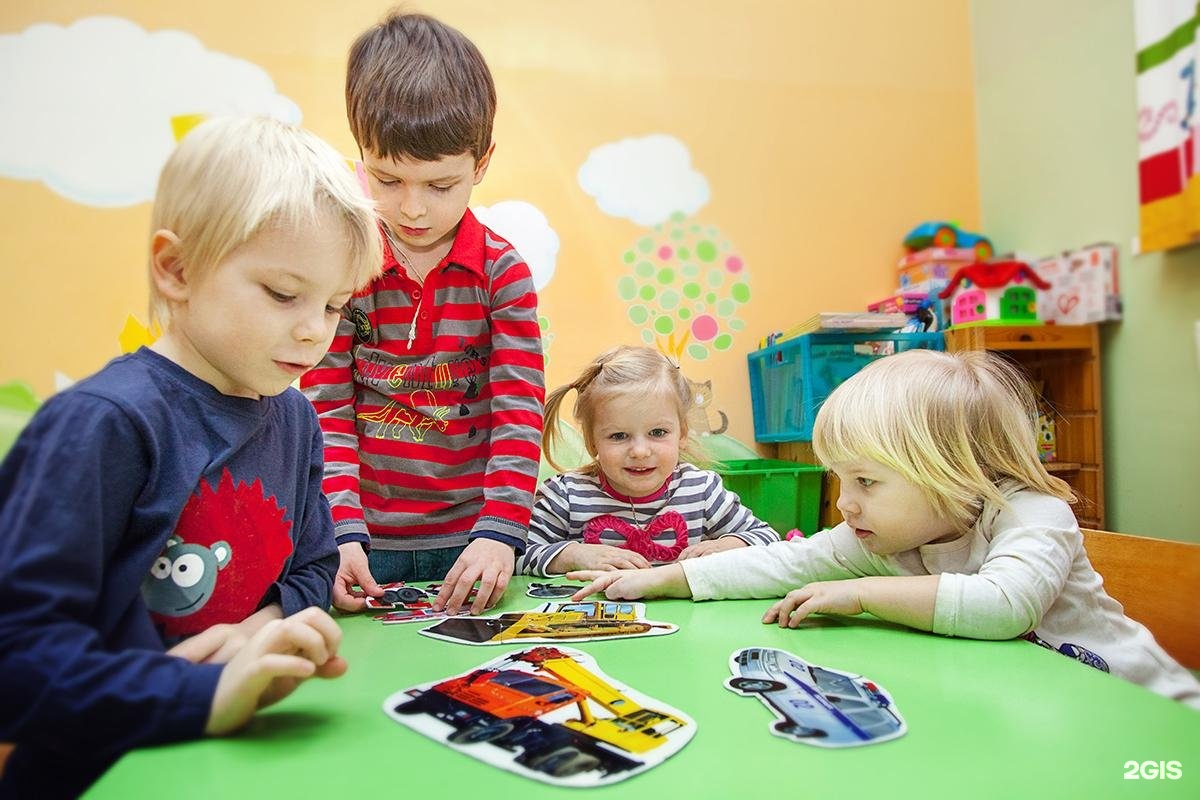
0, 116, 382, 796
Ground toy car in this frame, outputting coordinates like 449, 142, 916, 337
726, 647, 905, 747
904, 221, 993, 260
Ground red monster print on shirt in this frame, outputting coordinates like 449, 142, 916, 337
144, 468, 293, 639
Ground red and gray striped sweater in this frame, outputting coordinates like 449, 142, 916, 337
301, 210, 545, 553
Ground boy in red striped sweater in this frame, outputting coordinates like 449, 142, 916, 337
302, 11, 545, 616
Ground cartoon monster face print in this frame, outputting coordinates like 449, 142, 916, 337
141, 536, 232, 617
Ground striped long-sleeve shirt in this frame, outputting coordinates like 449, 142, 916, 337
517, 463, 780, 576
301, 210, 545, 552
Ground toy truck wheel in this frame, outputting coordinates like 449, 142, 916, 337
395, 586, 426, 603
393, 695, 431, 715
933, 225, 956, 248
531, 747, 601, 778
973, 239, 994, 260
728, 678, 786, 693
774, 721, 828, 738
448, 720, 515, 744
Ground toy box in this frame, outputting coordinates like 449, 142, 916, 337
1033, 243, 1122, 324
867, 290, 946, 331
896, 247, 976, 290
715, 459, 824, 536
748, 331, 945, 441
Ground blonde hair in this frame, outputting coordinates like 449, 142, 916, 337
544, 346, 704, 474
812, 348, 1074, 533
148, 116, 382, 328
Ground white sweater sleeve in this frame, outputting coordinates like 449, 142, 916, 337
680, 523, 895, 600
933, 510, 1080, 640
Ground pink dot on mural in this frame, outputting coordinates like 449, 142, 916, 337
692, 314, 718, 342
658, 245, 673, 260
725, 255, 744, 273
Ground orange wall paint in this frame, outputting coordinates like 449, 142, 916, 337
0, 0, 978, 447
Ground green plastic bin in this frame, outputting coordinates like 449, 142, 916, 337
715, 458, 824, 537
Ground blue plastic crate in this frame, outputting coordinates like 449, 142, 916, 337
747, 330, 945, 442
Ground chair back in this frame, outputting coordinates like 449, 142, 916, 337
1081, 528, 1200, 669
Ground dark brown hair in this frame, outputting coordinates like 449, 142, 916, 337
346, 10, 496, 162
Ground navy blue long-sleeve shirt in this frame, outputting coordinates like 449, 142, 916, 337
0, 348, 338, 796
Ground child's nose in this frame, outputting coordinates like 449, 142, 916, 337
836, 491, 859, 517
399, 190, 425, 220
294, 308, 328, 343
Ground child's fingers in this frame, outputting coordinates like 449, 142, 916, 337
314, 654, 349, 679
786, 598, 818, 628
442, 570, 479, 616
565, 569, 606, 582
167, 625, 230, 662
433, 562, 467, 611
472, 570, 501, 615
259, 619, 333, 667
332, 573, 369, 612
254, 610, 341, 669
568, 573, 618, 600
290, 607, 344, 652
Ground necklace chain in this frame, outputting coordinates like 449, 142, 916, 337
384, 226, 432, 282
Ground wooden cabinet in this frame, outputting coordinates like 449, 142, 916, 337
772, 324, 1105, 532
944, 324, 1105, 529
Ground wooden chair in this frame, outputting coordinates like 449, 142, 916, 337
1080, 528, 1200, 669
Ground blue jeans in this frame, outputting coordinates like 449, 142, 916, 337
368, 545, 467, 583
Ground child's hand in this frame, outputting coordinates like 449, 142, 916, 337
332, 542, 385, 612
550, 542, 652, 573
677, 536, 748, 560
205, 606, 348, 736
168, 606, 283, 664
433, 538, 513, 616
762, 580, 865, 628
566, 563, 692, 601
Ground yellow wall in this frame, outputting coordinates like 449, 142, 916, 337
0, 0, 978, 446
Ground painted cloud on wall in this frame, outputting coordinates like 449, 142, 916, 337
0, 16, 300, 207
472, 200, 560, 291
577, 134, 710, 226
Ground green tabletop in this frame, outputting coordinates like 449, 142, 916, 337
88, 577, 1199, 799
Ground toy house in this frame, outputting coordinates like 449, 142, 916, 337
938, 260, 1051, 327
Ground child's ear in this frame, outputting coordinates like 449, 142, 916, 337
473, 142, 496, 184
149, 230, 188, 302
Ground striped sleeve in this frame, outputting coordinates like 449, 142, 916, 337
517, 475, 575, 576
471, 239, 546, 546
300, 308, 368, 548
698, 469, 781, 546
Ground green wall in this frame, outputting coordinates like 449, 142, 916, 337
972, 0, 1200, 542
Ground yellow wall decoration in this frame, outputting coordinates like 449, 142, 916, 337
0, 1, 979, 446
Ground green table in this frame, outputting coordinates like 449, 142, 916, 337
89, 577, 1200, 798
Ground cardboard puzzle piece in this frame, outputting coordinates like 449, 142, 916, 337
525, 581, 586, 599
384, 645, 695, 786
725, 647, 905, 747
419, 600, 676, 645
368, 582, 479, 624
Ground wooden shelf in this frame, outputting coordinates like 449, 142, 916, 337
769, 325, 1105, 531
944, 324, 1104, 529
